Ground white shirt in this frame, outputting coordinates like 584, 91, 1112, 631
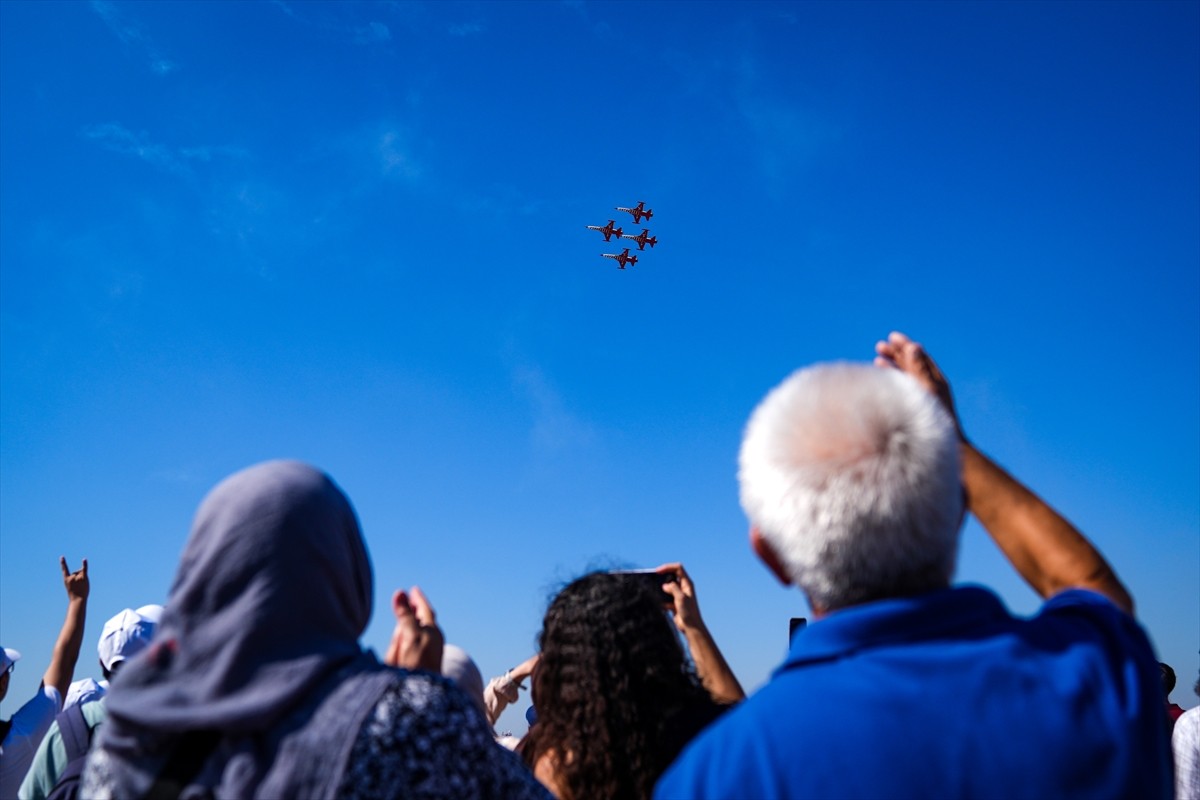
63, 678, 107, 710
0, 684, 63, 799
1175, 706, 1200, 800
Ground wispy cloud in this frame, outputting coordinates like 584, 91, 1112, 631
89, 1, 178, 75
458, 184, 543, 218
378, 130, 421, 181
355, 20, 392, 44
731, 55, 840, 190
511, 364, 594, 452
273, 1, 396, 47
449, 21, 484, 37
560, 0, 612, 38
736, 94, 839, 181
81, 123, 248, 177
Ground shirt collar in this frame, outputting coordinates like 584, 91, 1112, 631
778, 585, 1009, 673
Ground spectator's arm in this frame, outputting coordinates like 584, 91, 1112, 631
875, 332, 1133, 615
657, 563, 745, 704
42, 558, 89, 701
484, 655, 538, 725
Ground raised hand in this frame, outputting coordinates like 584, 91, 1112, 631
874, 331, 964, 439
384, 586, 444, 673
60, 557, 89, 602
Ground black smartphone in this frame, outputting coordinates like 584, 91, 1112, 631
789, 616, 807, 643
612, 569, 677, 604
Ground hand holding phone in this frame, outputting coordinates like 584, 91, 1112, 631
611, 568, 677, 605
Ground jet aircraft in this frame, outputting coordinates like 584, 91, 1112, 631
586, 220, 624, 242
620, 228, 658, 251
615, 201, 653, 224
601, 248, 638, 269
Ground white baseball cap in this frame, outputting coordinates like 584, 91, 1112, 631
97, 605, 163, 672
1, 647, 20, 672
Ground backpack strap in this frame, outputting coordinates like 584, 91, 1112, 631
56, 704, 92, 762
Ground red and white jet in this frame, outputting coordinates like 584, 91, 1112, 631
601, 248, 639, 269
586, 219, 624, 242
620, 228, 658, 251
615, 201, 653, 224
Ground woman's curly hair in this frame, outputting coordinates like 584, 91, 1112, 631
522, 571, 717, 800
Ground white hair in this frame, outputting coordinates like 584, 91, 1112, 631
738, 363, 963, 610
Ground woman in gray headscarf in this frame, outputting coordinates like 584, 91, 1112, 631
82, 460, 549, 800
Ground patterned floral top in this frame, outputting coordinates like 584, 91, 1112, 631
337, 671, 550, 799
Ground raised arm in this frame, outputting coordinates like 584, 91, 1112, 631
43, 557, 89, 701
874, 332, 1133, 615
484, 654, 539, 725
657, 563, 745, 704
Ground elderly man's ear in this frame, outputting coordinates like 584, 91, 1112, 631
750, 527, 791, 586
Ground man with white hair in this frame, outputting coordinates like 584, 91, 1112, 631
655, 332, 1171, 799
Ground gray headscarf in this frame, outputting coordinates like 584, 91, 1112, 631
92, 461, 380, 795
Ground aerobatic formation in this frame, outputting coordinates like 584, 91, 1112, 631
587, 201, 658, 269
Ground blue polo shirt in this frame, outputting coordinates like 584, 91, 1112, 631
655, 586, 1171, 800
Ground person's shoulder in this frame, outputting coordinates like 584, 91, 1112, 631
12, 685, 62, 729
1176, 707, 1200, 743
1035, 588, 1153, 642
341, 670, 551, 800
80, 699, 107, 727
1041, 587, 1123, 612
375, 668, 474, 715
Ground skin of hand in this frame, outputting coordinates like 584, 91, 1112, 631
509, 653, 540, 683
61, 557, 90, 603
384, 586, 444, 673
655, 562, 745, 704
872, 331, 1133, 615
655, 562, 704, 634
874, 331, 964, 440
44, 557, 90, 699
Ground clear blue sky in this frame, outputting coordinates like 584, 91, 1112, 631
2, 0, 1197, 732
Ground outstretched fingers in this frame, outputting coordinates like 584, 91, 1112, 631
386, 586, 443, 673
874, 332, 963, 437
60, 557, 90, 599
407, 586, 437, 628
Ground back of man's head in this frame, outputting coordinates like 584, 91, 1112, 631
739, 363, 963, 611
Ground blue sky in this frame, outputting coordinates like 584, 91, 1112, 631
2, 0, 1197, 731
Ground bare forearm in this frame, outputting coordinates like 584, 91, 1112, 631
684, 625, 745, 704
43, 598, 87, 698
962, 442, 1132, 614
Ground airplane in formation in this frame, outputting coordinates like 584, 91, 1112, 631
615, 201, 653, 224
620, 228, 657, 251
600, 248, 639, 269
586, 219, 624, 242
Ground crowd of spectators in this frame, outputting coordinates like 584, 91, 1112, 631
0, 331, 1193, 799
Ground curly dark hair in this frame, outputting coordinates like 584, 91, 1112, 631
522, 571, 720, 800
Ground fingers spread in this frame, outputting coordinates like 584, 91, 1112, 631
408, 586, 437, 626
392, 589, 413, 621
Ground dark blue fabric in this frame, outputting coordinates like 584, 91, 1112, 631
44, 704, 94, 800
655, 586, 1172, 800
